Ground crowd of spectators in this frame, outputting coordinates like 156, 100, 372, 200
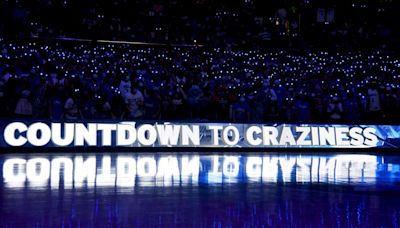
0, 0, 398, 50
0, 40, 399, 123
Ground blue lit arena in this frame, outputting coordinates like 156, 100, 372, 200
1, 0, 400, 227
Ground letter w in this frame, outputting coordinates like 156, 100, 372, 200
156, 125, 181, 146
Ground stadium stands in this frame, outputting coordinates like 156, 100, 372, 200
0, 41, 399, 123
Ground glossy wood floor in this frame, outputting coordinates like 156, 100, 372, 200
1, 152, 400, 227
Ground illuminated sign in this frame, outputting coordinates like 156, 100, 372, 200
2, 153, 399, 188
0, 121, 399, 148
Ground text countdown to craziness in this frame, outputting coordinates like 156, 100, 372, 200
1, 122, 380, 148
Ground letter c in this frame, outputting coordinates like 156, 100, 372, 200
4, 122, 28, 146
245, 126, 262, 146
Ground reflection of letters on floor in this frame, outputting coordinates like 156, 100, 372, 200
2, 154, 383, 189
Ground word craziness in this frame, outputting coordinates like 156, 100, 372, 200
2, 122, 379, 148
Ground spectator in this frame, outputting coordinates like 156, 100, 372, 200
294, 95, 311, 123
187, 83, 203, 118
111, 93, 126, 120
144, 89, 161, 120
230, 96, 251, 122
327, 96, 343, 122
64, 93, 81, 120
48, 87, 64, 120
14, 89, 32, 118
367, 82, 382, 121
343, 93, 360, 122
125, 86, 144, 119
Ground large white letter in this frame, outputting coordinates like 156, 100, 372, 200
335, 127, 350, 146
4, 122, 27, 146
296, 127, 312, 146
116, 123, 137, 146
27, 122, 51, 146
319, 127, 336, 146
245, 126, 262, 146
222, 126, 240, 146
137, 124, 157, 146
349, 127, 364, 146
157, 124, 181, 146
74, 123, 97, 146
262, 127, 279, 145
181, 125, 200, 146
97, 124, 117, 146
51, 123, 74, 146
207, 126, 223, 145
279, 127, 296, 146
363, 128, 378, 147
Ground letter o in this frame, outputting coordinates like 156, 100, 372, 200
137, 124, 157, 146
222, 126, 240, 146
27, 123, 51, 146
